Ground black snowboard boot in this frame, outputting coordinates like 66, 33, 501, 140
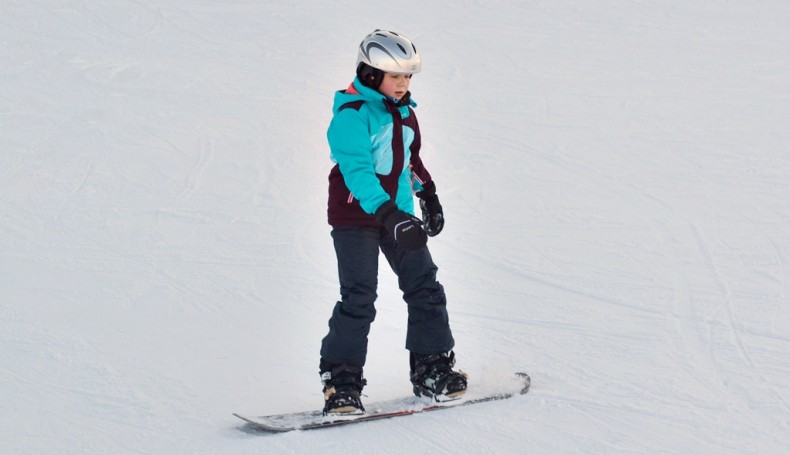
410, 351, 468, 401
320, 363, 366, 415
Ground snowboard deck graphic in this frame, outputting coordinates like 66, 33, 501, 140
234, 372, 530, 433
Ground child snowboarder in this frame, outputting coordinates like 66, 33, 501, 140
319, 30, 467, 415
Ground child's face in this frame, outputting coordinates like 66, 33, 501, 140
378, 72, 412, 100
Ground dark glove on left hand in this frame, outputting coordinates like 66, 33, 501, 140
375, 200, 428, 250
415, 181, 444, 237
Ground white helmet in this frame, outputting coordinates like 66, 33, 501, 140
356, 30, 421, 74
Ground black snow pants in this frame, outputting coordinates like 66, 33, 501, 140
320, 226, 455, 369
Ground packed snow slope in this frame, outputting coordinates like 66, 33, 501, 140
2, 0, 790, 453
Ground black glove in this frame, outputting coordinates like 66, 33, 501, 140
415, 181, 444, 237
374, 200, 427, 250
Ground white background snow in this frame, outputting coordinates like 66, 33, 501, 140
2, 0, 789, 453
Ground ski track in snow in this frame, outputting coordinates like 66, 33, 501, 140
3, 0, 790, 453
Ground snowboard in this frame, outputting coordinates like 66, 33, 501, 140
234, 372, 530, 433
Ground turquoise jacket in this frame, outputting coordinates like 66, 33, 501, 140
326, 78, 433, 227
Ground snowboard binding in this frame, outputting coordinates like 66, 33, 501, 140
321, 363, 366, 415
409, 351, 468, 401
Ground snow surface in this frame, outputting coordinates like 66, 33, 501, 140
2, 0, 790, 453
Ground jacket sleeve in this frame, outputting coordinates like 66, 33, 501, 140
327, 109, 391, 214
406, 110, 432, 191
